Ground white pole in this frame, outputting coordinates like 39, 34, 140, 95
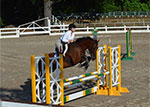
105, 26, 107, 32
147, 25, 149, 31
87, 26, 89, 32
48, 18, 51, 35
16, 29, 20, 37
33, 22, 35, 32
124, 25, 126, 31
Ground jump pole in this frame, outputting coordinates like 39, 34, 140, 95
31, 45, 130, 105
31, 55, 37, 103
123, 29, 135, 60
96, 45, 109, 95
129, 30, 136, 56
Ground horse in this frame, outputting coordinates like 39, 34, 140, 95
41, 37, 99, 72
54, 37, 99, 70
37, 37, 99, 93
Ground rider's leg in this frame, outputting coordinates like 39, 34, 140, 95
55, 39, 63, 55
63, 44, 68, 56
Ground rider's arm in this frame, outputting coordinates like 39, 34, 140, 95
61, 31, 70, 43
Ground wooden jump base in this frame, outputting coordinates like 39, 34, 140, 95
123, 29, 136, 60
31, 45, 129, 106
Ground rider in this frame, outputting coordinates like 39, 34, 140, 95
55, 24, 76, 56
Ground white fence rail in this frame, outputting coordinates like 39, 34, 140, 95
0, 25, 150, 39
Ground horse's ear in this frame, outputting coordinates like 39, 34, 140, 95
97, 39, 100, 42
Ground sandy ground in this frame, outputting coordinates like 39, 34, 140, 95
0, 33, 150, 107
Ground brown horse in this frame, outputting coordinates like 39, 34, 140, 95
47, 37, 99, 71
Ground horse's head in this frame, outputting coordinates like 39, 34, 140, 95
75, 37, 100, 60
88, 39, 99, 60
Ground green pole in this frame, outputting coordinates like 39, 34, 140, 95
130, 30, 135, 56
126, 31, 129, 57
122, 30, 133, 60
130, 29, 132, 52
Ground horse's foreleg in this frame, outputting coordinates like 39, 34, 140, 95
78, 56, 91, 71
83, 56, 91, 71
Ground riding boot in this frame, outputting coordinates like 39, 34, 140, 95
55, 48, 59, 57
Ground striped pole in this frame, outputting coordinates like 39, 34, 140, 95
64, 71, 97, 82
64, 72, 108, 86
64, 86, 98, 103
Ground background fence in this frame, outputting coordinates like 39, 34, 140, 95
0, 14, 150, 39
0, 25, 149, 39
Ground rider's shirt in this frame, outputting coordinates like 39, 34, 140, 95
93, 28, 98, 35
60, 31, 75, 43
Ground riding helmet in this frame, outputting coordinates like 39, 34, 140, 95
69, 24, 76, 30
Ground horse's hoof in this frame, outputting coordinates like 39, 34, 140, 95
84, 68, 88, 72
84, 65, 89, 72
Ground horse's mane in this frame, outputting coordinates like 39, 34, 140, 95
75, 37, 95, 43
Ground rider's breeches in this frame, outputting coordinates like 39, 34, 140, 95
63, 43, 68, 56
55, 39, 63, 53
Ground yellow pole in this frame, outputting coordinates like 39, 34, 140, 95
128, 31, 130, 57
118, 45, 130, 93
96, 49, 100, 91
117, 45, 121, 91
31, 55, 37, 103
130, 30, 132, 52
45, 54, 51, 104
104, 45, 107, 87
109, 46, 112, 90
59, 54, 64, 106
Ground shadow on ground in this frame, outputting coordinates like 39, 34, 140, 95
0, 78, 32, 102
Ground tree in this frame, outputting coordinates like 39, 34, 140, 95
102, 0, 121, 12
123, 0, 149, 11
44, 0, 54, 18
0, 17, 5, 27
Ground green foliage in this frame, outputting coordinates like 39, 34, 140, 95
123, 0, 150, 11
0, 17, 5, 27
102, 0, 121, 12
30, 0, 36, 5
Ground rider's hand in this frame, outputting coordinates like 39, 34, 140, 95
69, 40, 73, 43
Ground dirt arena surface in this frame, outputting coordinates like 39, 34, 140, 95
0, 33, 150, 107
